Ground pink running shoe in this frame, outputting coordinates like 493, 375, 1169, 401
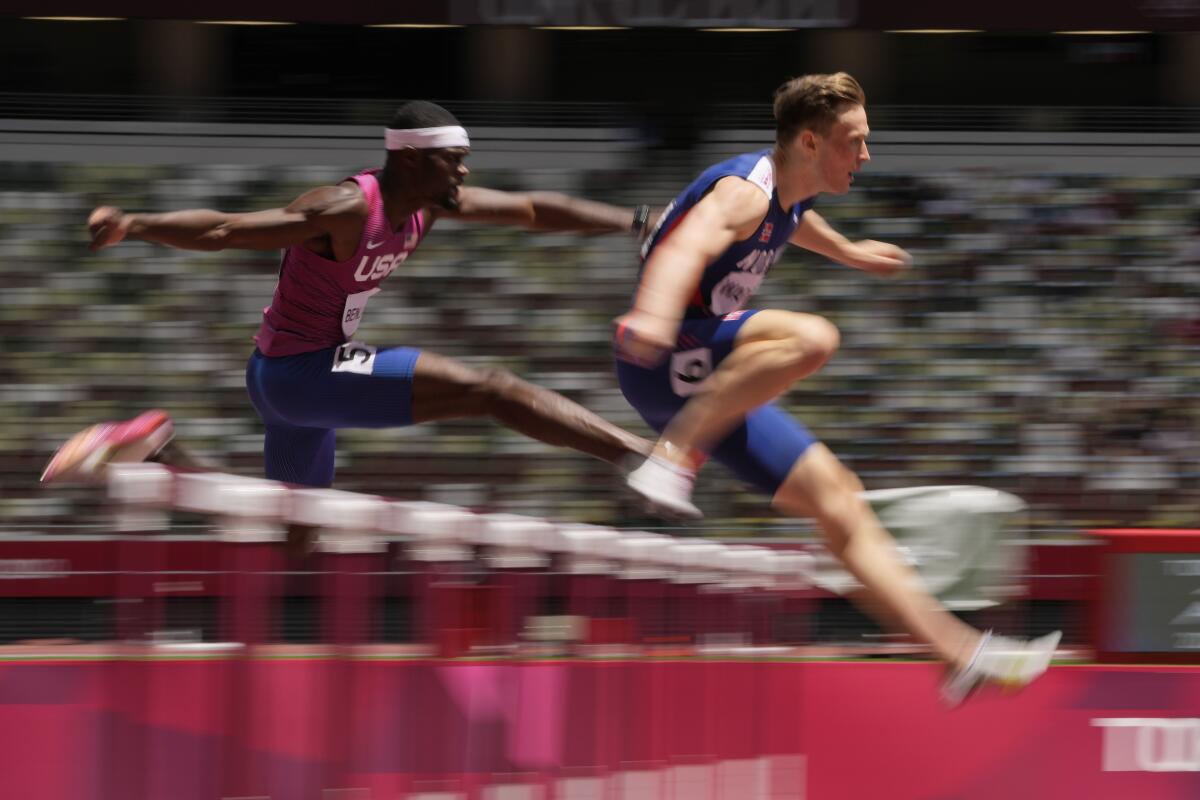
41, 410, 174, 484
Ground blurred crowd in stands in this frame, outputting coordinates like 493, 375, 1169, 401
1, 151, 1197, 535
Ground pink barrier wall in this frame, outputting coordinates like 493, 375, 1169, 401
804, 662, 1200, 799
3, 657, 1199, 799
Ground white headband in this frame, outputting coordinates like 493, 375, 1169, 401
385, 125, 470, 150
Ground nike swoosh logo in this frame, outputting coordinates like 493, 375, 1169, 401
366, 240, 384, 250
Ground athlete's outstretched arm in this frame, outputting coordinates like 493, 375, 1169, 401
613, 177, 767, 366
789, 209, 911, 276
87, 184, 366, 253
438, 186, 643, 234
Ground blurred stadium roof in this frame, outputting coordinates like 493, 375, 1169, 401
2, 0, 1199, 31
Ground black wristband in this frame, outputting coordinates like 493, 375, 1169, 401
630, 204, 651, 237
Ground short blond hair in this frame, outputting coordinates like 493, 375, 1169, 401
773, 72, 866, 145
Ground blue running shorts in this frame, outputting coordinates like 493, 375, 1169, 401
615, 310, 818, 496
245, 343, 421, 486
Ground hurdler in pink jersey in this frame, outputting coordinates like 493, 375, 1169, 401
46, 100, 656, 490
256, 170, 427, 357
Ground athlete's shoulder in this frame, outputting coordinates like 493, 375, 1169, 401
337, 173, 374, 203
694, 177, 770, 237
706, 174, 772, 206
281, 182, 365, 218
694, 150, 773, 193
332, 170, 383, 204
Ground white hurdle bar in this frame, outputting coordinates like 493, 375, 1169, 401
105, 463, 814, 653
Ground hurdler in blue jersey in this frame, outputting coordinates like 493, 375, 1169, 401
615, 72, 1059, 705
616, 147, 822, 500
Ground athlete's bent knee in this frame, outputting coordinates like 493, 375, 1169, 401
797, 316, 840, 366
773, 316, 840, 381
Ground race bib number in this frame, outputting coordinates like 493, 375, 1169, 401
710, 271, 763, 315
342, 288, 380, 338
670, 347, 713, 397
332, 341, 378, 375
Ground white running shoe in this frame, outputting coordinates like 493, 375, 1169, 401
625, 456, 703, 520
940, 629, 1062, 707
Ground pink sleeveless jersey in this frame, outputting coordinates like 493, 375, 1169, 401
253, 170, 426, 357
